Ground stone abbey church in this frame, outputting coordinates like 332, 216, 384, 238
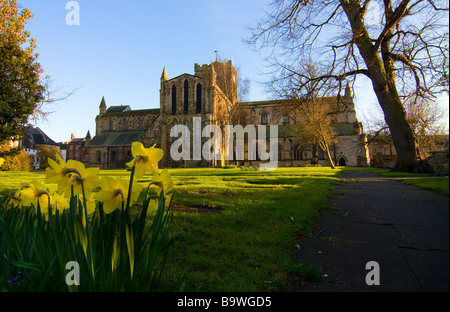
84, 61, 370, 169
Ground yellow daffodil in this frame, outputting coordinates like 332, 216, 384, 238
126, 142, 164, 179
45, 154, 72, 194
77, 193, 97, 227
9, 189, 23, 208
8, 182, 34, 208
51, 190, 70, 211
153, 169, 174, 194
65, 160, 100, 198
0, 157, 5, 167
146, 169, 174, 215
153, 169, 173, 205
17, 181, 70, 220
94, 177, 142, 214
19, 181, 51, 209
79, 193, 96, 216
45, 154, 100, 198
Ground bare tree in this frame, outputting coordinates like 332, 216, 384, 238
247, 0, 449, 173
366, 95, 448, 158
211, 58, 239, 128
283, 62, 339, 168
291, 99, 339, 168
206, 58, 239, 166
30, 77, 78, 124
210, 57, 251, 166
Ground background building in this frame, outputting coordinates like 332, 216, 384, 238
85, 61, 370, 169
66, 132, 91, 162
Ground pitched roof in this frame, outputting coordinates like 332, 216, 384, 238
105, 105, 132, 114
331, 122, 359, 135
22, 127, 58, 148
102, 107, 159, 116
89, 131, 145, 147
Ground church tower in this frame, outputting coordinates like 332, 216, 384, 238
158, 60, 238, 167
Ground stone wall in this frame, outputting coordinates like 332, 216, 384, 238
86, 61, 371, 169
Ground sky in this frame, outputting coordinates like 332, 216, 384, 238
17, 0, 449, 143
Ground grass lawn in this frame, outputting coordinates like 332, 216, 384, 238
343, 167, 449, 196
1, 166, 447, 291
399, 177, 449, 196
158, 167, 340, 291
0, 167, 341, 291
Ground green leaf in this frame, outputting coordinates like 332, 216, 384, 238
6, 258, 40, 273
125, 222, 135, 279
111, 232, 120, 273
75, 216, 88, 257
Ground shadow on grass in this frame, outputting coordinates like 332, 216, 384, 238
158, 170, 340, 292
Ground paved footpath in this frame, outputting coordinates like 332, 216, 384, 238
296, 170, 449, 292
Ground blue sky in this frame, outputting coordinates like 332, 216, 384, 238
19, 0, 276, 142
18, 0, 448, 143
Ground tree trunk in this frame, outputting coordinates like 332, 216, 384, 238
324, 143, 336, 169
319, 137, 336, 169
341, 2, 434, 173
372, 82, 433, 173
311, 144, 319, 165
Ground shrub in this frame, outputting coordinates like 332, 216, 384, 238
240, 165, 260, 171
0, 149, 32, 171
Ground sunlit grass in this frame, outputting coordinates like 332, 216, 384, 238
1, 166, 340, 291
342, 167, 448, 196
399, 177, 449, 196
157, 167, 341, 291
1, 166, 446, 291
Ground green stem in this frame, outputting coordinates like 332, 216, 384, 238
126, 164, 136, 212
79, 178, 95, 286
80, 179, 89, 230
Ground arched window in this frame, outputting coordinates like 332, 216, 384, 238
111, 151, 117, 163
338, 157, 347, 166
196, 83, 202, 113
278, 144, 283, 161
184, 80, 189, 113
138, 118, 142, 130
172, 120, 178, 141
294, 145, 303, 160
318, 147, 325, 160
173, 120, 178, 131
109, 120, 113, 131
172, 85, 177, 114
96, 151, 102, 163
240, 111, 248, 126
123, 119, 127, 131
261, 110, 268, 125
